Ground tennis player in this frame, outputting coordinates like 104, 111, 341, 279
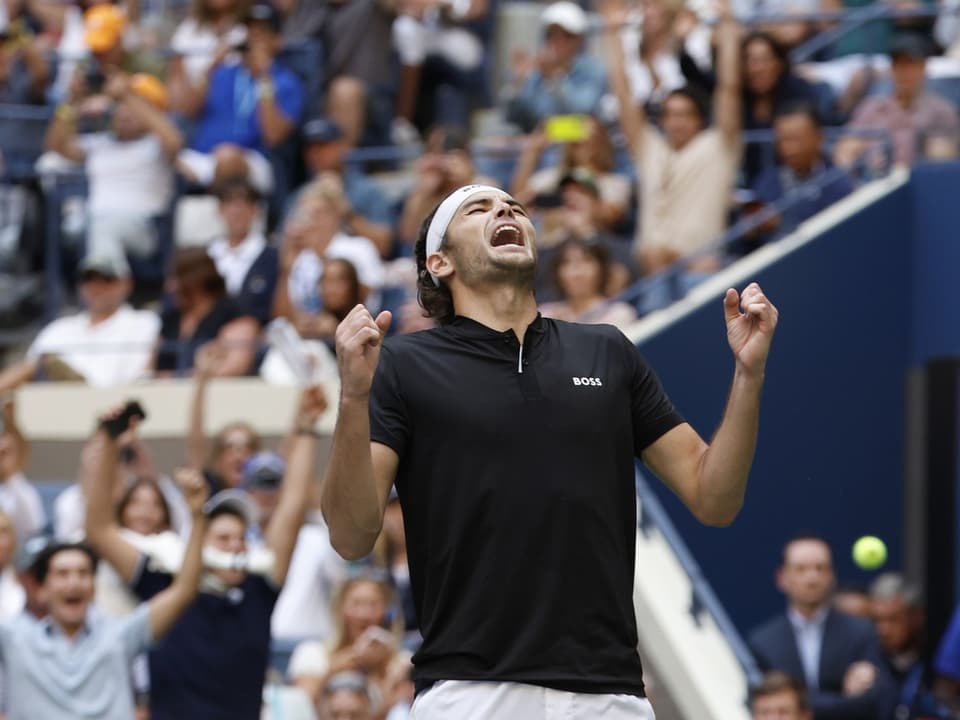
322, 185, 778, 719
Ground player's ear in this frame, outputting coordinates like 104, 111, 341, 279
426, 253, 454, 283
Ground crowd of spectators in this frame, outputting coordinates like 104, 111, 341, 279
0, 0, 957, 362
1, 0, 960, 718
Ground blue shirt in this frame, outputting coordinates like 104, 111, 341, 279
190, 60, 305, 155
0, 605, 151, 720
133, 562, 279, 720
752, 159, 854, 238
935, 605, 960, 680
506, 54, 608, 133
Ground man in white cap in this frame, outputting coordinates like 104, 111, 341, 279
505, 1, 607, 132
0, 253, 160, 391
323, 184, 780, 719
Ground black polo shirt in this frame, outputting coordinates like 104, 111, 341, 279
369, 314, 684, 696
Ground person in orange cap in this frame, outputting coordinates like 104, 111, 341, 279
45, 69, 183, 267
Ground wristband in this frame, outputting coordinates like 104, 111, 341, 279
295, 426, 321, 438
257, 79, 275, 101
55, 103, 76, 123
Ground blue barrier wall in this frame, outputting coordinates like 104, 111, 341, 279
637, 179, 916, 633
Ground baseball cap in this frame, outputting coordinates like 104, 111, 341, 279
129, 73, 168, 110
889, 32, 932, 60
302, 117, 345, 144
244, 2, 282, 33
15, 533, 53, 576
541, 1, 588, 35
241, 452, 286, 491
559, 168, 600, 197
204, 489, 259, 527
78, 252, 131, 280
84, 5, 126, 54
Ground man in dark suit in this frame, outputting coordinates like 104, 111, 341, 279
749, 535, 895, 720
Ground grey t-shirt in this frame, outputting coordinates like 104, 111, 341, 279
0, 604, 152, 720
285, 0, 396, 89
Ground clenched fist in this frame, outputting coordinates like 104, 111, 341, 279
335, 305, 393, 400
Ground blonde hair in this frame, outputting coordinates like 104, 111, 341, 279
297, 172, 350, 218
328, 575, 404, 653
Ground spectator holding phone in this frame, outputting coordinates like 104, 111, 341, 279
176, 1, 304, 195
510, 117, 632, 237
290, 574, 402, 712
85, 386, 326, 720
45, 70, 183, 263
0, 422, 208, 720
166, 0, 249, 115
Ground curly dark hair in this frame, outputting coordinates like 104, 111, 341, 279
414, 205, 456, 325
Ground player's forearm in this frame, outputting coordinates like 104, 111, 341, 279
696, 368, 763, 526
321, 396, 383, 560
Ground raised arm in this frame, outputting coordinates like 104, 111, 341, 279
106, 74, 184, 159
642, 283, 778, 526
248, 42, 296, 148
599, 0, 646, 162
82, 425, 143, 583
265, 386, 328, 585
321, 305, 398, 560
44, 101, 86, 164
713, 7, 742, 144
147, 469, 207, 639
185, 344, 224, 471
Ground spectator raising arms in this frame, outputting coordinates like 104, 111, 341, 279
45, 71, 183, 263
0, 509, 24, 621
153, 247, 260, 377
603, 0, 742, 275
85, 385, 327, 720
0, 253, 160, 391
0, 10, 50, 104
177, 1, 304, 194
505, 2, 608, 132
0, 425, 209, 720
186, 344, 262, 492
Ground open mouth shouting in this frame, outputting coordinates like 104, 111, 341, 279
490, 222, 525, 248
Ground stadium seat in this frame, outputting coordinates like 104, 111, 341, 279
0, 104, 55, 181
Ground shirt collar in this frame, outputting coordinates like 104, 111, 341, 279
447, 313, 546, 341
41, 610, 95, 639
209, 233, 266, 262
788, 604, 830, 631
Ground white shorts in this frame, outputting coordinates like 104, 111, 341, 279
409, 680, 656, 720
177, 147, 274, 194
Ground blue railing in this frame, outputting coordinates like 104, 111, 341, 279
635, 466, 764, 690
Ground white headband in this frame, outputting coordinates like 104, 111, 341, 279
425, 184, 503, 286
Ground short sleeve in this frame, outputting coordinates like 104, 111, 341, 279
369, 345, 411, 458
119, 603, 153, 657
620, 333, 684, 453
935, 606, 960, 680
273, 68, 304, 123
288, 639, 331, 679
131, 556, 173, 601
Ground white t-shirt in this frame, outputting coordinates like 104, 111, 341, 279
0, 568, 24, 623
271, 522, 347, 641
208, 234, 267, 296
287, 234, 385, 313
78, 134, 174, 217
0, 473, 46, 542
27, 305, 161, 388
170, 18, 247, 84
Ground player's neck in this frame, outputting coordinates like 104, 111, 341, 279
454, 284, 539, 343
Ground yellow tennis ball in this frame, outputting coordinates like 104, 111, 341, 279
852, 536, 887, 570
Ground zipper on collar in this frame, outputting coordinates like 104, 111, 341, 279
517, 343, 524, 374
